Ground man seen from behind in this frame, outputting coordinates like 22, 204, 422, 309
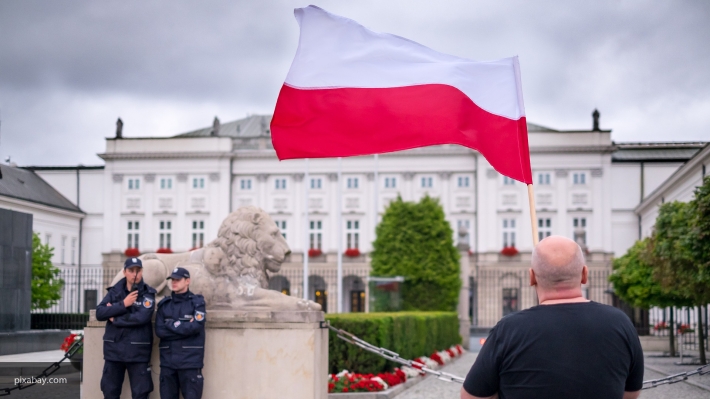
461, 236, 644, 399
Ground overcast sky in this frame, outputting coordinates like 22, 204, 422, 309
1, 0, 708, 166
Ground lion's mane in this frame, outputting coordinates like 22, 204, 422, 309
206, 206, 270, 288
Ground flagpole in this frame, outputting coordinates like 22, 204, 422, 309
303, 159, 310, 300
374, 154, 379, 241
337, 157, 343, 313
527, 184, 539, 246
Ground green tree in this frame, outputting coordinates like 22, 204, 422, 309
371, 195, 461, 311
609, 238, 688, 308
649, 193, 708, 364
31, 232, 64, 310
609, 237, 690, 356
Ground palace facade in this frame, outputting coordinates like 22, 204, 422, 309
27, 113, 706, 326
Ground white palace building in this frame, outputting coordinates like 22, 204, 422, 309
22, 112, 708, 327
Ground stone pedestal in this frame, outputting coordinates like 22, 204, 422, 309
83, 310, 328, 399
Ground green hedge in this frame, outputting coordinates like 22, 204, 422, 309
326, 312, 460, 374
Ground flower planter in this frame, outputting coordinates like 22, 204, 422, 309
124, 248, 140, 257
70, 353, 83, 372
500, 246, 519, 257
344, 248, 361, 257
156, 247, 173, 254
308, 248, 323, 257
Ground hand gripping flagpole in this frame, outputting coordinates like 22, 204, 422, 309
528, 184, 539, 246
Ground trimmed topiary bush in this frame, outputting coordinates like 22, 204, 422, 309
326, 312, 460, 374
371, 195, 461, 311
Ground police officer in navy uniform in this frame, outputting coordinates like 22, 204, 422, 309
95, 257, 157, 399
156, 267, 206, 399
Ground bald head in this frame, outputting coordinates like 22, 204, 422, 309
531, 236, 586, 290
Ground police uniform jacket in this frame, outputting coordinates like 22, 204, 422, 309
95, 278, 157, 363
155, 290, 206, 369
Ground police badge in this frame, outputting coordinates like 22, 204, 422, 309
143, 297, 154, 308
195, 311, 205, 322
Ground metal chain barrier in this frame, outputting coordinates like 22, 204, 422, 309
325, 322, 465, 383
326, 321, 710, 390
642, 363, 710, 390
0, 335, 84, 396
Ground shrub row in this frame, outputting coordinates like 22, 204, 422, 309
325, 311, 460, 374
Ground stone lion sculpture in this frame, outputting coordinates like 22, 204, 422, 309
110, 206, 321, 311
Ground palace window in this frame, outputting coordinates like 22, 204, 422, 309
309, 220, 322, 250
159, 220, 172, 249
346, 220, 360, 250
239, 179, 251, 190
538, 218, 552, 242
274, 220, 287, 240
573, 217, 587, 246
421, 176, 433, 188
192, 220, 205, 249
71, 238, 77, 265
193, 177, 206, 189
127, 221, 140, 249
503, 177, 515, 186
538, 173, 551, 185
160, 178, 173, 190
275, 178, 287, 190
347, 177, 359, 189
502, 218, 516, 247
457, 220, 470, 246
61, 236, 66, 264
311, 178, 322, 189
127, 178, 140, 190
458, 176, 470, 188
384, 177, 397, 188
573, 173, 586, 185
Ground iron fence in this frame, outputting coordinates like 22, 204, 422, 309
33, 265, 121, 314
470, 268, 613, 328
647, 306, 709, 353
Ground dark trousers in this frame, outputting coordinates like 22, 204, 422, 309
100, 360, 153, 399
160, 367, 204, 399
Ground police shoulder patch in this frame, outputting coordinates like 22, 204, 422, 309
143, 297, 154, 308
195, 311, 206, 322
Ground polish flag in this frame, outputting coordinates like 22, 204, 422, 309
271, 6, 532, 184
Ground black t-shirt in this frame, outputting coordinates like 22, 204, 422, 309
463, 302, 644, 399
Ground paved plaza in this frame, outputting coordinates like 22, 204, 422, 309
397, 349, 710, 399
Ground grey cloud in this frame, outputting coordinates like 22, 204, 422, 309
0, 0, 708, 165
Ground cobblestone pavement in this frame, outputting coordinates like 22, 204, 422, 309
396, 350, 710, 399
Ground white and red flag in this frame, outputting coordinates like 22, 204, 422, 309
271, 6, 532, 184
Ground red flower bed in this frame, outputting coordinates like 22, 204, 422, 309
124, 248, 140, 257
429, 352, 445, 365
329, 346, 464, 394
678, 324, 694, 334
344, 248, 361, 257
156, 248, 173, 254
500, 246, 519, 256
308, 248, 323, 257
654, 321, 668, 330
61, 333, 83, 354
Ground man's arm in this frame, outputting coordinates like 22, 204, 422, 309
163, 302, 206, 337
461, 387, 498, 399
155, 302, 183, 340
622, 391, 640, 399
111, 294, 155, 327
95, 291, 127, 321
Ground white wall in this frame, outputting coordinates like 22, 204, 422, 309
35, 168, 105, 265
0, 197, 82, 265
